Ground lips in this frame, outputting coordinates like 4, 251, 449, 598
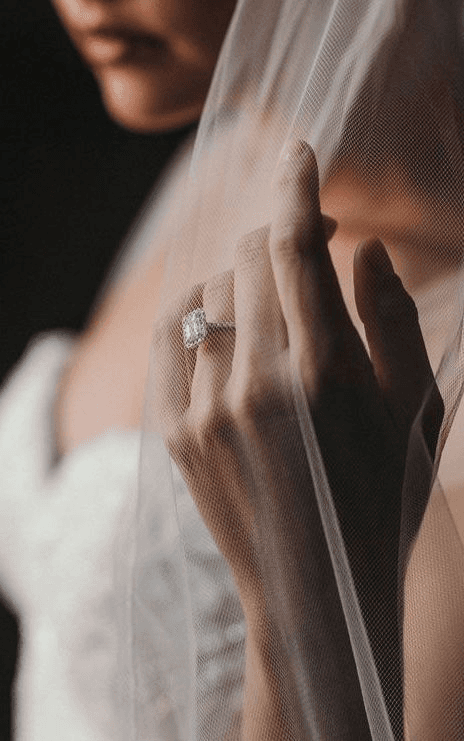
80, 29, 165, 67
83, 35, 130, 65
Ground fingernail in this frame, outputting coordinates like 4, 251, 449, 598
362, 239, 394, 276
282, 138, 311, 163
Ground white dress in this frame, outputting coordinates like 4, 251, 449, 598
3, 26, 464, 730
0, 132, 249, 740
0, 333, 140, 740
0, 332, 245, 741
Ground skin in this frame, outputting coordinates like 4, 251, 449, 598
52, 0, 237, 452
46, 3, 462, 735
51, 0, 237, 132
156, 143, 443, 738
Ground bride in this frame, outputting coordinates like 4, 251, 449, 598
1, 0, 464, 738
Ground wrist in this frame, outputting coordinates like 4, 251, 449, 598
242, 614, 299, 741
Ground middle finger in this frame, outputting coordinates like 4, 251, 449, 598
233, 225, 288, 376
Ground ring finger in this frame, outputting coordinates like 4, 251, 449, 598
189, 269, 236, 414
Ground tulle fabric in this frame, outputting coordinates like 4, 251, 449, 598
124, 1, 464, 738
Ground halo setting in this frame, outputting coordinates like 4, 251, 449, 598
183, 309, 208, 349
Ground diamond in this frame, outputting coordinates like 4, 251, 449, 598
182, 309, 208, 348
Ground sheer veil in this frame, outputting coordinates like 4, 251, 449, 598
121, 0, 464, 738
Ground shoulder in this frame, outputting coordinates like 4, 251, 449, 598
0, 332, 74, 467
0, 332, 74, 409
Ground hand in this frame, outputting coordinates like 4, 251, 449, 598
155, 141, 443, 739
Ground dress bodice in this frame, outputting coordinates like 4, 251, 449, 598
0, 333, 245, 741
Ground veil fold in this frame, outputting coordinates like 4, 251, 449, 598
123, 1, 464, 738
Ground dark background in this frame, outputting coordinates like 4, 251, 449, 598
0, 0, 192, 736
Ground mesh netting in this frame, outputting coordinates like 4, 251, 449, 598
126, 1, 464, 738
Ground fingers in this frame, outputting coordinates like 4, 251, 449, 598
153, 282, 204, 428
354, 239, 437, 431
323, 215, 338, 242
160, 142, 340, 432
201, 269, 235, 341
269, 140, 357, 382
233, 225, 288, 372
191, 269, 235, 405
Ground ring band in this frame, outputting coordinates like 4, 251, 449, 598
183, 308, 235, 349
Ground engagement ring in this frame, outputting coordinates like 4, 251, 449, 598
183, 308, 235, 349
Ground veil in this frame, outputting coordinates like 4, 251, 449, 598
122, 0, 464, 738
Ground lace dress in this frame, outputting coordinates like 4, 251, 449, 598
0, 333, 244, 740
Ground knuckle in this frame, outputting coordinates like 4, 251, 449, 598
227, 374, 286, 431
189, 402, 233, 449
227, 386, 253, 427
203, 269, 235, 318
164, 420, 191, 460
235, 225, 270, 266
296, 333, 364, 401
296, 352, 329, 402
270, 211, 322, 263
203, 269, 234, 300
269, 230, 304, 264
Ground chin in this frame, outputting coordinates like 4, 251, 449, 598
96, 67, 206, 133
104, 98, 204, 133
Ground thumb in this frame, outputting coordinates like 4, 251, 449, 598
354, 239, 439, 435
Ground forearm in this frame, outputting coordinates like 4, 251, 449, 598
239, 549, 374, 741
241, 601, 303, 741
